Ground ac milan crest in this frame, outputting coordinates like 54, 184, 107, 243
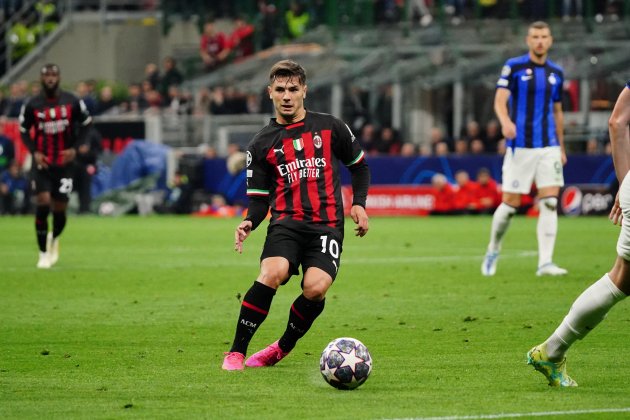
313, 134, 322, 149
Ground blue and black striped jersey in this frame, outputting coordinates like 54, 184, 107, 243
496, 53, 564, 149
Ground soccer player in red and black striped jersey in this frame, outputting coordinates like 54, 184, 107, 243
222, 60, 370, 371
20, 63, 92, 269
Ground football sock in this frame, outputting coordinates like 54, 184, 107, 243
278, 295, 325, 353
229, 281, 276, 355
487, 202, 516, 253
545, 274, 626, 361
52, 211, 67, 238
35, 205, 50, 252
537, 197, 558, 267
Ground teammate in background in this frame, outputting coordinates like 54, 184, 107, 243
20, 63, 92, 268
527, 80, 630, 387
222, 60, 370, 371
481, 21, 567, 277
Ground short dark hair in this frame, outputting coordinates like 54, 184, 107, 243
529, 21, 550, 32
269, 60, 306, 85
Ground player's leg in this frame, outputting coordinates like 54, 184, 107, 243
482, 192, 520, 276
35, 191, 52, 268
527, 174, 630, 386
482, 148, 533, 275
535, 187, 566, 275
277, 267, 332, 353
32, 167, 52, 268
224, 257, 290, 370
246, 231, 340, 368
534, 146, 566, 275
48, 170, 73, 266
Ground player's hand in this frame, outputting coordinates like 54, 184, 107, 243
234, 220, 252, 253
34, 151, 49, 169
60, 148, 76, 164
350, 205, 369, 237
501, 120, 516, 140
610, 192, 623, 226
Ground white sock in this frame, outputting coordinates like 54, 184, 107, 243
537, 197, 558, 267
545, 273, 626, 361
487, 203, 516, 253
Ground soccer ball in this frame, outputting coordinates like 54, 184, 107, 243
320, 337, 372, 390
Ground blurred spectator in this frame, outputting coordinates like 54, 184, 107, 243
0, 161, 29, 214
121, 83, 148, 115
483, 119, 502, 153
470, 139, 486, 154
144, 62, 161, 90
375, 85, 394, 128
230, 16, 255, 60
400, 142, 417, 156
142, 80, 163, 109
257, 1, 279, 50
357, 123, 378, 155
94, 85, 118, 116
376, 0, 403, 23
4, 81, 28, 118
159, 56, 184, 99
475, 167, 501, 213
429, 126, 453, 154
285, 1, 310, 39
154, 171, 193, 214
165, 85, 193, 115
434, 141, 450, 156
74, 126, 102, 214
562, 0, 583, 20
585, 138, 599, 155
29, 81, 41, 98
200, 20, 231, 72
208, 86, 230, 115
453, 169, 479, 213
0, 131, 15, 172
461, 120, 482, 143
376, 126, 402, 155
431, 173, 457, 215
407, 0, 433, 26
454, 138, 469, 155
75, 81, 97, 115
343, 85, 370, 132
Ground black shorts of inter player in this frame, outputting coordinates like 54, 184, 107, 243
261, 224, 344, 283
31, 165, 76, 202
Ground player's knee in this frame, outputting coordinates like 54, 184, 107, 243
302, 275, 333, 300
539, 196, 558, 212
257, 267, 289, 288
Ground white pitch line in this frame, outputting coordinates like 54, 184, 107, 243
343, 250, 537, 265
388, 407, 630, 420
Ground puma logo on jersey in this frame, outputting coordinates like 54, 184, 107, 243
273, 145, 285, 155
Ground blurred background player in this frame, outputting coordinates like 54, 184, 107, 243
20, 63, 92, 268
482, 21, 567, 277
222, 60, 370, 371
527, 79, 630, 387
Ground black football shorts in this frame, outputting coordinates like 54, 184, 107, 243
31, 165, 75, 202
261, 224, 344, 282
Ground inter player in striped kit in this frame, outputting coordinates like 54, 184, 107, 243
482, 21, 568, 277
20, 63, 92, 268
222, 60, 370, 370
527, 80, 630, 387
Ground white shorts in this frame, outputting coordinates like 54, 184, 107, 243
616, 172, 630, 260
501, 146, 564, 194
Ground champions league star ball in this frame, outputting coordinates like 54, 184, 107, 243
320, 337, 372, 390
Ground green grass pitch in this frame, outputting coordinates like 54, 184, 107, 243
1, 215, 630, 419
